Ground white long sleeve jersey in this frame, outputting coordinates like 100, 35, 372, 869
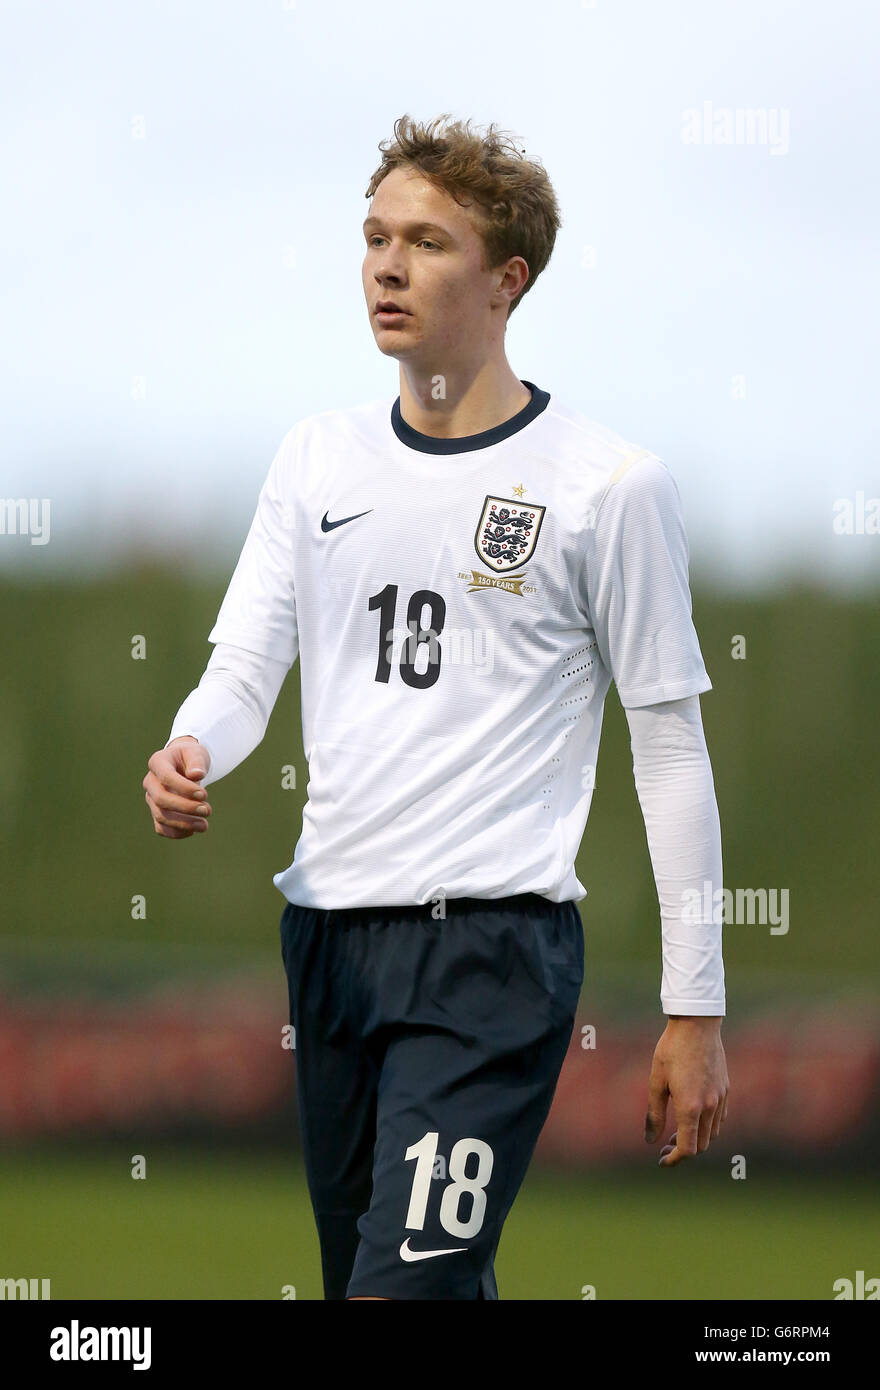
169, 381, 725, 1013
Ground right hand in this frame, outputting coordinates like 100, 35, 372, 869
143, 736, 213, 839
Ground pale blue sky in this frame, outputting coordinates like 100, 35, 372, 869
1, 0, 878, 589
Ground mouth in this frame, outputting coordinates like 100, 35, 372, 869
375, 301, 410, 320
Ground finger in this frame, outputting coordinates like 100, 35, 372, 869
143, 778, 211, 818
697, 1104, 715, 1152
146, 756, 209, 800
153, 820, 194, 839
144, 771, 210, 815
154, 820, 204, 838
180, 749, 209, 781
145, 797, 210, 831
155, 811, 208, 828
150, 804, 209, 834
660, 1142, 693, 1167
660, 1113, 698, 1165
660, 1146, 688, 1167
712, 1086, 728, 1138
645, 1075, 669, 1143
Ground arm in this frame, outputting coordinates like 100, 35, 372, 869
143, 643, 290, 837
627, 696, 724, 1017
626, 696, 728, 1166
583, 454, 727, 1164
166, 641, 291, 786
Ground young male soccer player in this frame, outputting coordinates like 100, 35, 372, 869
143, 114, 728, 1301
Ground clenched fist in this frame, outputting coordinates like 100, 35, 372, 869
143, 736, 212, 839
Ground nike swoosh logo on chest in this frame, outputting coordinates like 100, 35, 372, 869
320, 509, 373, 532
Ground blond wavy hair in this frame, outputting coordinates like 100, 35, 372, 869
365, 114, 561, 318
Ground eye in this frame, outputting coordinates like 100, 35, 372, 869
366, 236, 440, 250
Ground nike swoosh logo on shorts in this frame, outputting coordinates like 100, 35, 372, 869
399, 1238, 468, 1263
320, 508, 372, 532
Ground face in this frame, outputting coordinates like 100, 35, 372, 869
362, 166, 523, 366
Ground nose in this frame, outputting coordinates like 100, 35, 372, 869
375, 265, 405, 290
369, 243, 406, 287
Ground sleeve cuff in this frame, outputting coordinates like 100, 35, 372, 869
661, 999, 726, 1016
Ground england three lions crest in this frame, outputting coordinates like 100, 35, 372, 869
474, 495, 546, 573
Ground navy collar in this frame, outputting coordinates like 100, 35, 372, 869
391, 380, 550, 454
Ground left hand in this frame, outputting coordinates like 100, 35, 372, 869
644, 1016, 728, 1167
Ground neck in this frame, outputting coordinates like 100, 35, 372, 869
397, 358, 531, 439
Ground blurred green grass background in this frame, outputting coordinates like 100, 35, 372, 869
1, 1148, 876, 1299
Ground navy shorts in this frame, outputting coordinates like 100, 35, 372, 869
279, 892, 584, 1300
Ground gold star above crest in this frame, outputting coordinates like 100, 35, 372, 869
512, 483, 526, 498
